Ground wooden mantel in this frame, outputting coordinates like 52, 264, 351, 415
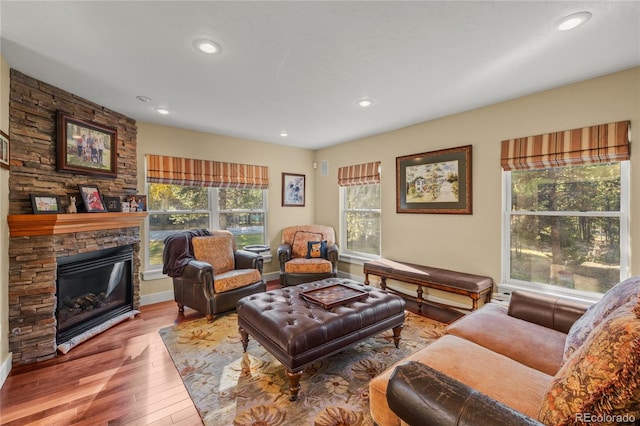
7, 212, 148, 237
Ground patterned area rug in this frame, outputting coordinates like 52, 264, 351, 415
159, 311, 445, 426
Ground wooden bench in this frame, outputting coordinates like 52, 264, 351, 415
363, 259, 493, 312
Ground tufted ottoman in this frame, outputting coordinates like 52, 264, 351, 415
237, 277, 406, 401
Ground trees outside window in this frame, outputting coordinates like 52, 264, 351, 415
341, 183, 381, 257
147, 184, 266, 269
504, 162, 628, 295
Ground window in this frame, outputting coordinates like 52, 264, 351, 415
501, 121, 630, 298
504, 163, 629, 296
147, 183, 266, 270
338, 161, 382, 259
341, 183, 381, 258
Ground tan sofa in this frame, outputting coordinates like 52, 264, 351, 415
370, 277, 640, 425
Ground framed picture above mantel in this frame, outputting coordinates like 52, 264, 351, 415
56, 111, 117, 178
396, 144, 472, 214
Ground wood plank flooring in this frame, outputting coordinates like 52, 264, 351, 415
0, 301, 206, 426
0, 281, 461, 425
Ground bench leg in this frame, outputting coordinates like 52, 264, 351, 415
239, 326, 249, 352
285, 370, 303, 401
392, 324, 403, 348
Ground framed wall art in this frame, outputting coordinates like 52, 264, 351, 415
0, 130, 9, 169
396, 145, 472, 214
78, 184, 107, 213
30, 194, 62, 214
282, 173, 305, 207
57, 111, 117, 178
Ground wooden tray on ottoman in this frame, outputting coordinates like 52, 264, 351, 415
299, 283, 368, 309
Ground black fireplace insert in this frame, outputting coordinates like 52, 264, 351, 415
56, 245, 134, 344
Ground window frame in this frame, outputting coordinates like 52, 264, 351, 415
339, 183, 382, 263
144, 185, 268, 277
501, 161, 630, 302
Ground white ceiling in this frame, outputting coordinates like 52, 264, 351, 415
1, 1, 639, 150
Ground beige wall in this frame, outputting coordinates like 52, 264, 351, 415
316, 67, 640, 284
1, 63, 637, 376
136, 122, 316, 298
1, 56, 11, 383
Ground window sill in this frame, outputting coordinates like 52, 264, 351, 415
498, 281, 602, 305
143, 269, 167, 281
339, 253, 379, 266
143, 255, 272, 281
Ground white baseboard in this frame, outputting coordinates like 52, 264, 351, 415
140, 290, 174, 306
0, 352, 12, 389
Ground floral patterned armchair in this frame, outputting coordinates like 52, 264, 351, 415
277, 225, 339, 286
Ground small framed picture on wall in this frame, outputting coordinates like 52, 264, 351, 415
282, 173, 305, 207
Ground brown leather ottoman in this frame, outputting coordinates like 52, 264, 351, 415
237, 277, 406, 401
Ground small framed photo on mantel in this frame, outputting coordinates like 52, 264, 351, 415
30, 194, 62, 214
78, 184, 107, 213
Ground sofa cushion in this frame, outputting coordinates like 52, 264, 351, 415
446, 303, 567, 376
284, 257, 332, 274
370, 334, 553, 426
192, 234, 235, 274
213, 269, 262, 293
306, 240, 328, 259
539, 296, 640, 426
563, 276, 640, 363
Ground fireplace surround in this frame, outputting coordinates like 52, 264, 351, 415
7, 215, 144, 364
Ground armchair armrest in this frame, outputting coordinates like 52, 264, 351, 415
181, 260, 214, 283
327, 243, 339, 264
387, 361, 543, 426
235, 250, 264, 275
507, 291, 590, 334
277, 243, 292, 268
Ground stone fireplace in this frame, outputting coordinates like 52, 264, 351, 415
7, 216, 144, 363
7, 70, 140, 364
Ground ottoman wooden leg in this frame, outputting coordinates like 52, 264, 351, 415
239, 326, 249, 352
285, 370, 303, 401
392, 324, 403, 348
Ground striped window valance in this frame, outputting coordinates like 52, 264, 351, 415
146, 154, 269, 189
500, 120, 630, 171
338, 161, 381, 186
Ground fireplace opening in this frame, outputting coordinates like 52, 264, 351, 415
56, 245, 134, 344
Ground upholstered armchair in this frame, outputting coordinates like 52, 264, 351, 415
163, 229, 265, 322
277, 225, 339, 286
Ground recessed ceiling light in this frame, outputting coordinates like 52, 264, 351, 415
558, 11, 592, 31
154, 107, 170, 115
193, 38, 222, 54
136, 95, 151, 103
357, 98, 374, 108
280, 131, 288, 137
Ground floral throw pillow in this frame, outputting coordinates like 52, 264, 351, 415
539, 296, 640, 426
563, 276, 640, 363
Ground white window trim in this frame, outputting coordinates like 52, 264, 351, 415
501, 161, 629, 302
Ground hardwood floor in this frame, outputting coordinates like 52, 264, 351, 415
0, 280, 461, 425
0, 301, 206, 426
